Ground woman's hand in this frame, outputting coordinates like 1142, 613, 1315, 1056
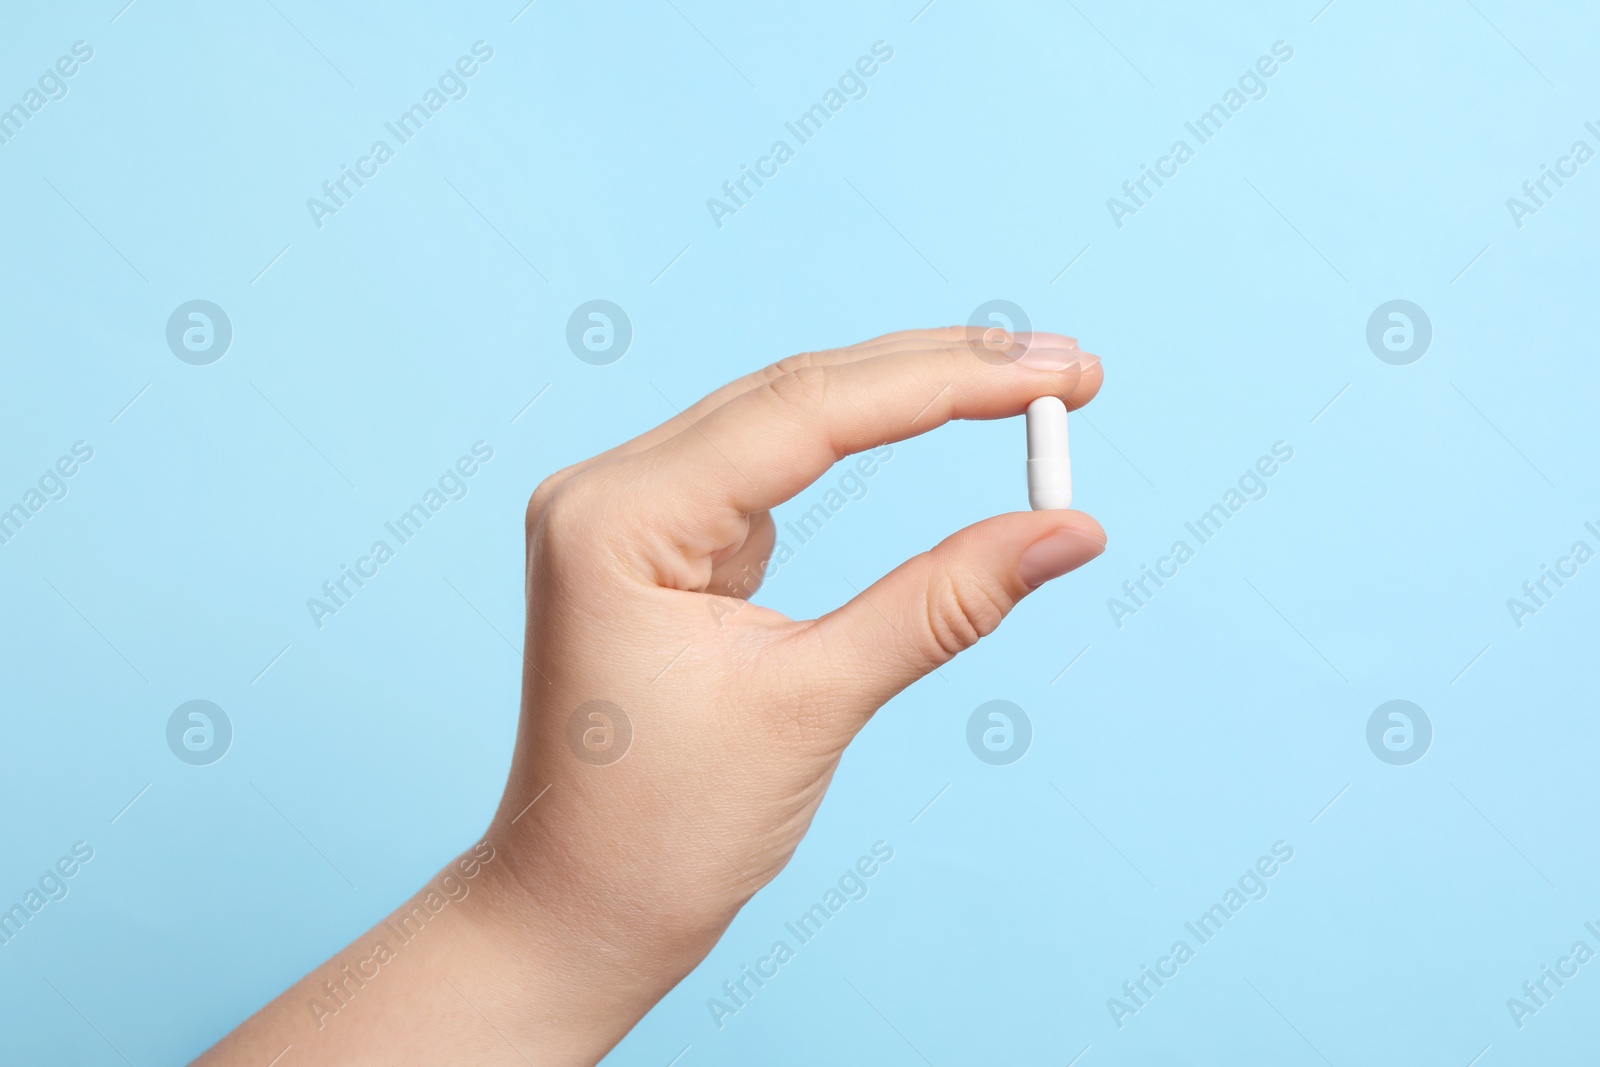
199, 327, 1105, 1066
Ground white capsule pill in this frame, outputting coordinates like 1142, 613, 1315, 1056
1025, 396, 1071, 510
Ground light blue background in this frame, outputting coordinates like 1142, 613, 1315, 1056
3, 0, 1598, 1063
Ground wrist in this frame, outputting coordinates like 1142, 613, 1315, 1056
456, 819, 723, 1063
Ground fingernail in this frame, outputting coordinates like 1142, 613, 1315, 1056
1018, 525, 1106, 588
1034, 333, 1078, 349
1077, 352, 1101, 374
1006, 332, 1076, 350
1017, 345, 1086, 371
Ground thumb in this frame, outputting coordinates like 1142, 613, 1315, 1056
804, 511, 1105, 711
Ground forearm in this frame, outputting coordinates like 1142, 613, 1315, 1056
186, 841, 571, 1065
196, 830, 713, 1067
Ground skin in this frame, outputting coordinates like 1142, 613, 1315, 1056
196, 327, 1106, 1066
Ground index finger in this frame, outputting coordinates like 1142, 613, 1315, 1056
641, 332, 1100, 519
537, 327, 1061, 498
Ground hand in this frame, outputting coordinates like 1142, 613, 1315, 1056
199, 327, 1105, 1066
479, 325, 1106, 1053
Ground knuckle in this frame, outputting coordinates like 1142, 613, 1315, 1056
764, 363, 831, 414
539, 484, 592, 550
922, 565, 1012, 662
525, 471, 589, 550
524, 472, 567, 530
770, 351, 821, 378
